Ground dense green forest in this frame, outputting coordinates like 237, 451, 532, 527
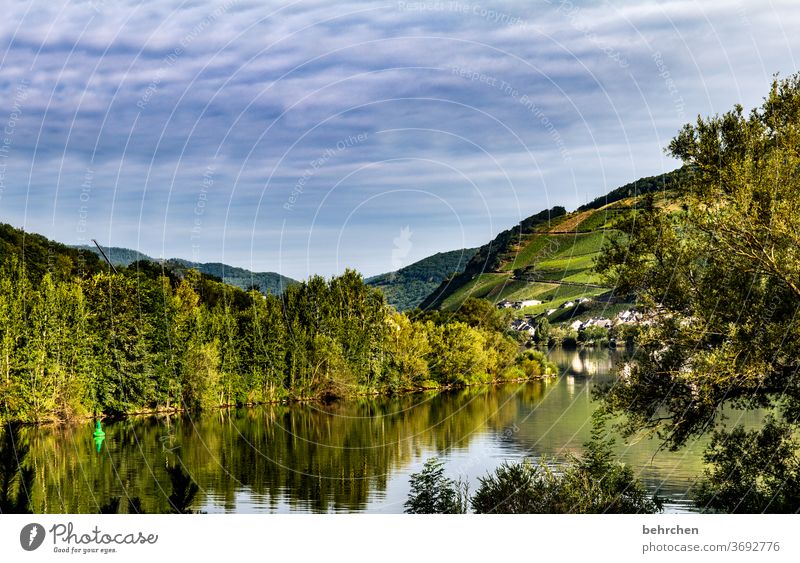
365, 248, 478, 310
0, 224, 553, 424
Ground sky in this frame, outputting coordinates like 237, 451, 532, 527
0, 0, 798, 279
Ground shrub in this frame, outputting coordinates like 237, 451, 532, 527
548, 326, 578, 347
404, 458, 468, 514
693, 417, 800, 513
410, 413, 662, 514
471, 460, 561, 513
578, 326, 609, 346
515, 349, 558, 378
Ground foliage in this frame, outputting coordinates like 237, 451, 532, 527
0, 230, 537, 422
532, 317, 550, 343
76, 242, 298, 295
578, 326, 609, 346
404, 458, 468, 514
514, 349, 557, 379
471, 459, 560, 513
449, 297, 513, 333
609, 323, 639, 347
595, 73, 800, 451
366, 249, 477, 311
548, 326, 578, 347
470, 413, 661, 513
693, 417, 800, 513
1, 223, 104, 283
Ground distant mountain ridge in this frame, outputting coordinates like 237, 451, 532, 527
75, 245, 297, 295
365, 248, 478, 311
78, 244, 479, 308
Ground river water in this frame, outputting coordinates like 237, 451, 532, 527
15, 348, 760, 513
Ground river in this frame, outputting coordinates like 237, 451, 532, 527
13, 348, 761, 513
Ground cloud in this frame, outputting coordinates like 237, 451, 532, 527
1, 0, 798, 278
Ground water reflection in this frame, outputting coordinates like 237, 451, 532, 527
2, 349, 762, 514
547, 346, 620, 377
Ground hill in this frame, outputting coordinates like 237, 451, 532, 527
74, 245, 297, 295
164, 259, 296, 296
1, 223, 104, 281
419, 167, 688, 315
72, 245, 150, 267
365, 248, 478, 311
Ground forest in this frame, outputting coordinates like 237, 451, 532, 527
0, 238, 554, 424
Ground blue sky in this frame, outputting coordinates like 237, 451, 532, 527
0, 0, 798, 279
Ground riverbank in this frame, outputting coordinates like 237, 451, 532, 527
11, 365, 560, 427
9, 348, 717, 514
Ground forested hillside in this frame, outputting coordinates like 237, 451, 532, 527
77, 244, 298, 295
366, 248, 478, 310
1, 223, 104, 281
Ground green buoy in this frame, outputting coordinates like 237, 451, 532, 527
93, 421, 105, 453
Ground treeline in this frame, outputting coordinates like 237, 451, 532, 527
576, 166, 691, 211
0, 253, 554, 424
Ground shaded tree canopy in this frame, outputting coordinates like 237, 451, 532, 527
595, 73, 800, 512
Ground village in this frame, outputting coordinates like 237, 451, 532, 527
499, 297, 647, 344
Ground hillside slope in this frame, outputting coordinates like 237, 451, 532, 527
1, 223, 104, 281
365, 248, 478, 311
74, 245, 298, 295
420, 167, 687, 314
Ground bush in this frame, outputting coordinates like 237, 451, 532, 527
404, 458, 468, 514
499, 365, 526, 381
548, 326, 578, 347
693, 417, 800, 513
471, 460, 561, 513
578, 326, 609, 346
410, 413, 662, 514
610, 323, 639, 347
515, 349, 558, 378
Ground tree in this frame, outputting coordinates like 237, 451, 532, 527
0, 423, 33, 513
596, 73, 800, 452
693, 417, 800, 513
451, 297, 511, 333
404, 458, 468, 514
427, 322, 489, 386
383, 312, 430, 391
532, 316, 550, 344
593, 73, 800, 512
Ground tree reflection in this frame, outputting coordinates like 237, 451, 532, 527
23, 385, 536, 513
0, 422, 33, 513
